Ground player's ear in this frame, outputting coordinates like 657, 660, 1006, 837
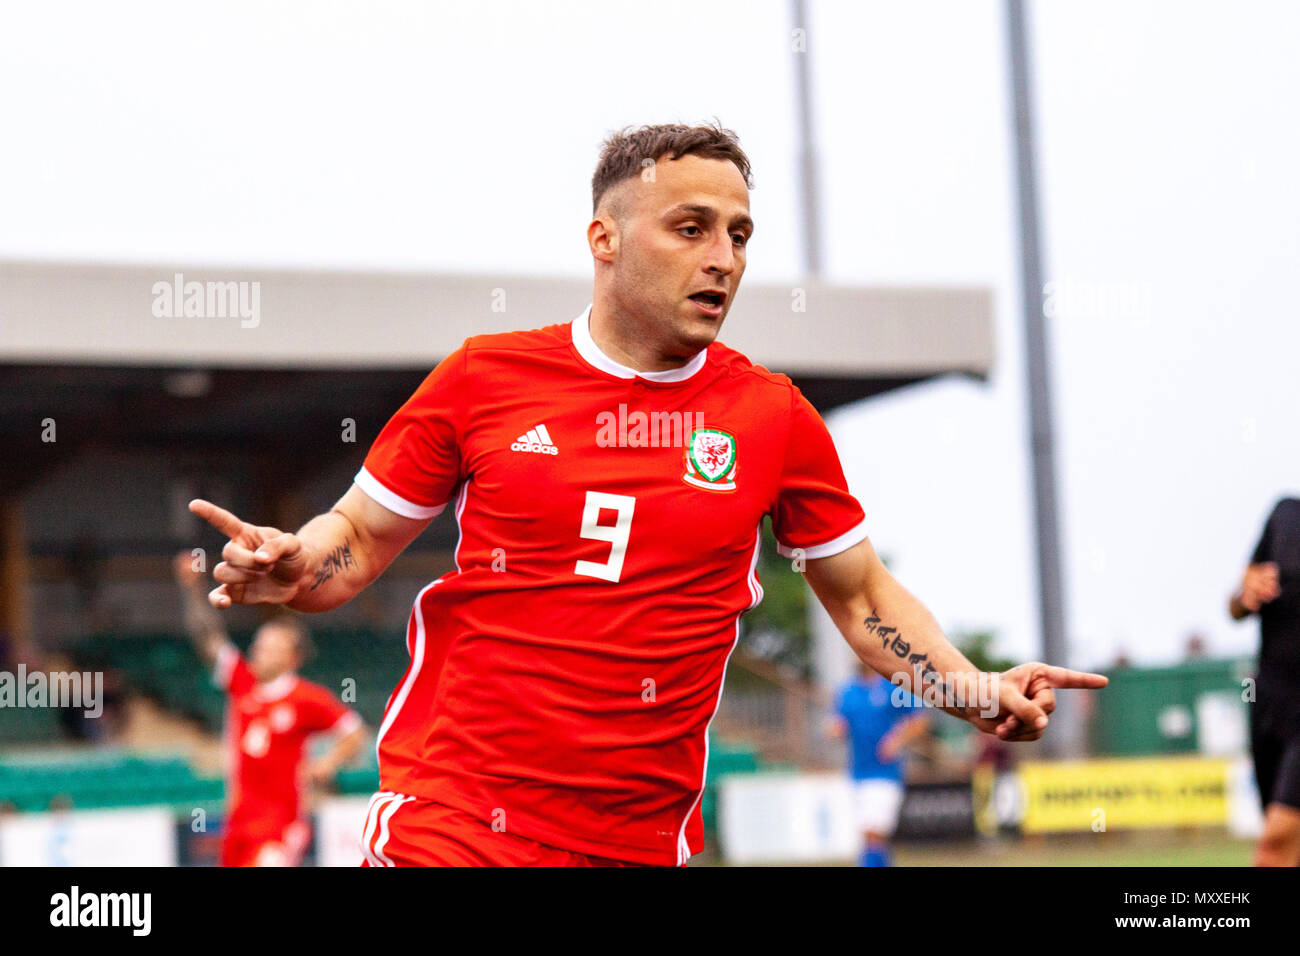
588, 215, 618, 263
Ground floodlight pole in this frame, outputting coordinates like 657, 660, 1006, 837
792, 0, 823, 278
1007, 0, 1076, 756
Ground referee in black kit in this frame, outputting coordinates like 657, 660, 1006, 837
1230, 497, 1300, 865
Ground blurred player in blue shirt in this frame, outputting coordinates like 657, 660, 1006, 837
828, 662, 929, 867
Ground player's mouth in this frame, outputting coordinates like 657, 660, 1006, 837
687, 289, 727, 318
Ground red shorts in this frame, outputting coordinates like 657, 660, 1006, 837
359, 791, 648, 867
221, 820, 310, 867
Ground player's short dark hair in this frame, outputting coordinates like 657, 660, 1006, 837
259, 612, 314, 667
591, 121, 754, 215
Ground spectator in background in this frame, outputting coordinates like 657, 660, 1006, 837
972, 731, 1017, 775
826, 661, 928, 867
77, 666, 126, 744
1229, 496, 1300, 866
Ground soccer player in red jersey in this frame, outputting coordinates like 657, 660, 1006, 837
175, 552, 365, 866
187, 123, 1107, 866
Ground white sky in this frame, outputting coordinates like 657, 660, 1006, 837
2, 0, 1296, 668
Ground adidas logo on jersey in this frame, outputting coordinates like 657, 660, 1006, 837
510, 424, 559, 455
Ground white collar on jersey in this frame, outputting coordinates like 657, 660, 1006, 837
571, 303, 709, 383
256, 672, 298, 702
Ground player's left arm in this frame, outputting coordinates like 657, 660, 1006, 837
878, 713, 929, 761
301, 690, 367, 785
802, 536, 1107, 742
308, 722, 365, 786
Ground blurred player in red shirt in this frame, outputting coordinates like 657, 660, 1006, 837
188, 123, 1106, 866
175, 553, 364, 866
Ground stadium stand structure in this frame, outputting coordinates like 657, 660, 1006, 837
0, 705, 62, 746
72, 626, 410, 732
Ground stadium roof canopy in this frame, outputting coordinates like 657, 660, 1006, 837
0, 260, 993, 496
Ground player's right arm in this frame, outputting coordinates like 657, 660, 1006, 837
189, 483, 431, 613
1230, 505, 1283, 620
173, 550, 230, 664
193, 343, 469, 613
1229, 562, 1280, 620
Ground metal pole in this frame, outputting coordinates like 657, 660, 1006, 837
791, 0, 822, 278
1006, 0, 1076, 755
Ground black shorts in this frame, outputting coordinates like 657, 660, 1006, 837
1251, 719, 1300, 811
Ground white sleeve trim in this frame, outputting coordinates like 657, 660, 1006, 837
212, 642, 238, 690
354, 467, 447, 520
327, 710, 364, 736
776, 517, 870, 560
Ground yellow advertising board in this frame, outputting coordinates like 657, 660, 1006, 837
1017, 755, 1231, 833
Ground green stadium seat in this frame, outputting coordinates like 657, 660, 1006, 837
0, 751, 226, 813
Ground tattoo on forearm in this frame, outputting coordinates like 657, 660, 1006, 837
311, 540, 357, 591
864, 608, 973, 718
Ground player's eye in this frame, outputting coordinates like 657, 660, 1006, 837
732, 233, 748, 247
678, 224, 701, 237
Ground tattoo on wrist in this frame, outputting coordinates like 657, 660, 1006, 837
310, 540, 357, 591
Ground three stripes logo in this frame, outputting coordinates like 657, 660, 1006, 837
511, 423, 559, 456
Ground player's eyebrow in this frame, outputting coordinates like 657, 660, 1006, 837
665, 203, 754, 235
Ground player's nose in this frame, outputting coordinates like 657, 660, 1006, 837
702, 235, 737, 276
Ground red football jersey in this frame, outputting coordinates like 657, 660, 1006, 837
215, 646, 362, 840
357, 304, 867, 865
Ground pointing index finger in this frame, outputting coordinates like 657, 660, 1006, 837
189, 499, 248, 539
1041, 665, 1109, 690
